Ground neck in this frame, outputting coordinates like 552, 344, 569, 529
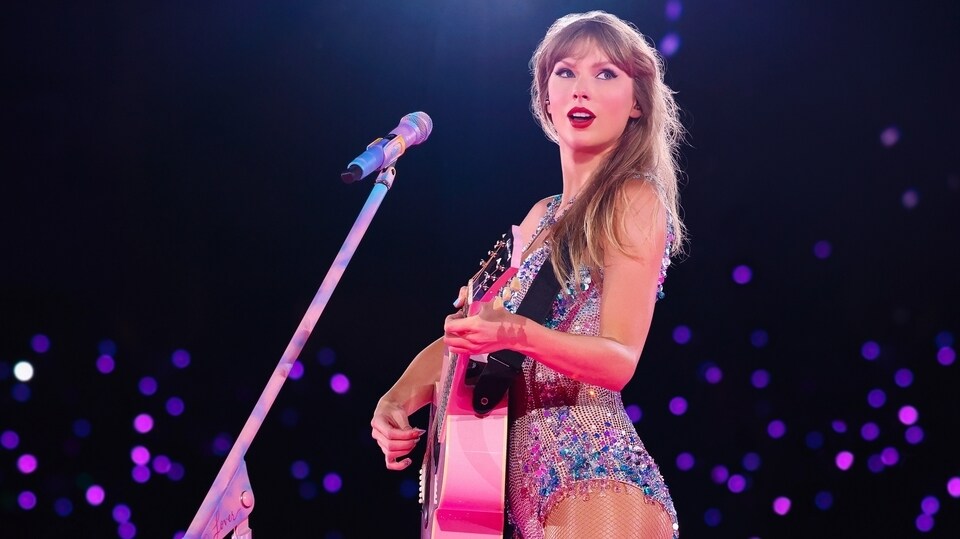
558, 145, 610, 204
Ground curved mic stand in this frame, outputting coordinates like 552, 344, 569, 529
184, 167, 399, 538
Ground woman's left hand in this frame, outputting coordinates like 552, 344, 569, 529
442, 300, 529, 356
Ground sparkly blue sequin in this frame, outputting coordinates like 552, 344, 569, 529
504, 193, 679, 538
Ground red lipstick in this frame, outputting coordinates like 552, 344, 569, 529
567, 107, 595, 128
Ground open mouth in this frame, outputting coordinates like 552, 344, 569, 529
568, 109, 595, 127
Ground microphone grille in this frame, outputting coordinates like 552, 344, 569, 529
402, 111, 433, 145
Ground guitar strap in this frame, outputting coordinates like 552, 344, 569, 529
471, 253, 562, 415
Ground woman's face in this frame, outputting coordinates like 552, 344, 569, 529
545, 39, 640, 158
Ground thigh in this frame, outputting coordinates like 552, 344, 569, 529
543, 483, 675, 539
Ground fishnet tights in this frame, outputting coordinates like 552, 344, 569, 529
542, 483, 675, 539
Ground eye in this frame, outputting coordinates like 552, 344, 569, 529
596, 68, 618, 80
554, 67, 574, 78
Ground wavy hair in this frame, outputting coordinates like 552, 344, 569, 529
529, 11, 687, 286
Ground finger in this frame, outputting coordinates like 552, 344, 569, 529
385, 456, 413, 471
452, 286, 468, 308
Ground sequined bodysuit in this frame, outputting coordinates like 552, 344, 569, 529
502, 194, 679, 538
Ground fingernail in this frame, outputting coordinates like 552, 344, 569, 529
452, 297, 463, 308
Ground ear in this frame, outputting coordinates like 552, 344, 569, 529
630, 102, 643, 119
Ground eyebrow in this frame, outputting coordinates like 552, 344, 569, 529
555, 58, 619, 70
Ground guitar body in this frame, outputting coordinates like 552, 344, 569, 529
419, 226, 522, 539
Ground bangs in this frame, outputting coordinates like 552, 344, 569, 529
543, 22, 635, 77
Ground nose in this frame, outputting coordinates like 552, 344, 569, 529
572, 78, 589, 100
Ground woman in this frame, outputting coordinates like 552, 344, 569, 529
370, 10, 686, 538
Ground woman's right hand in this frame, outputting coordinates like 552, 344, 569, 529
370, 397, 425, 471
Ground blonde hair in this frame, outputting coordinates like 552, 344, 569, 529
529, 11, 687, 285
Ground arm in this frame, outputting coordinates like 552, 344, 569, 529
370, 336, 444, 470
443, 181, 666, 391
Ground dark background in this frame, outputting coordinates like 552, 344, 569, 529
2, 1, 959, 537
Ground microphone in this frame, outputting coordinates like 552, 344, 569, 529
341, 112, 433, 183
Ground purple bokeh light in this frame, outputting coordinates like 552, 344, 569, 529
704, 508, 722, 527
832, 420, 848, 433
898, 405, 919, 425
921, 495, 939, 515
815, 491, 834, 510
138, 377, 158, 396
133, 414, 154, 434
894, 368, 914, 388
767, 419, 786, 439
813, 240, 832, 259
317, 347, 336, 366
54, 498, 73, 517
300, 481, 318, 500
625, 404, 642, 423
212, 433, 232, 456
881, 447, 900, 466
168, 463, 186, 481
880, 125, 900, 147
937, 346, 956, 366
947, 477, 960, 498
773, 496, 792, 516
672, 325, 691, 345
131, 445, 150, 465
31, 334, 51, 354
1, 430, 19, 450
901, 189, 919, 209
118, 521, 137, 539
750, 329, 769, 348
18, 490, 37, 510
805, 431, 824, 450
915, 513, 934, 532
17, 453, 38, 474
665, 0, 682, 21
330, 373, 350, 394
710, 465, 729, 484
166, 397, 185, 416
727, 474, 747, 494
743, 452, 761, 471
290, 360, 305, 380
113, 504, 132, 523
12, 382, 31, 402
732, 265, 752, 285
98, 339, 117, 355
669, 396, 688, 416
291, 460, 310, 480
132, 465, 151, 483
659, 33, 681, 57
861, 341, 881, 360
86, 485, 105, 506
867, 388, 886, 408
676, 452, 694, 471
835, 451, 854, 471
703, 364, 723, 384
905, 425, 924, 444
96, 355, 115, 374
152, 455, 172, 474
322, 472, 343, 493
73, 419, 92, 438
171, 349, 191, 369
751, 369, 770, 389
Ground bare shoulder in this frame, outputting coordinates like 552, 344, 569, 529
609, 179, 666, 260
516, 195, 556, 244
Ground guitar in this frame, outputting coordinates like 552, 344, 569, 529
419, 225, 522, 539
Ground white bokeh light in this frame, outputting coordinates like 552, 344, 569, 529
13, 361, 35, 382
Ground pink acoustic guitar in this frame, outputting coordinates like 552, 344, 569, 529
419, 225, 522, 538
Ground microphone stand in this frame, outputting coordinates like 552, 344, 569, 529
184, 167, 399, 538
